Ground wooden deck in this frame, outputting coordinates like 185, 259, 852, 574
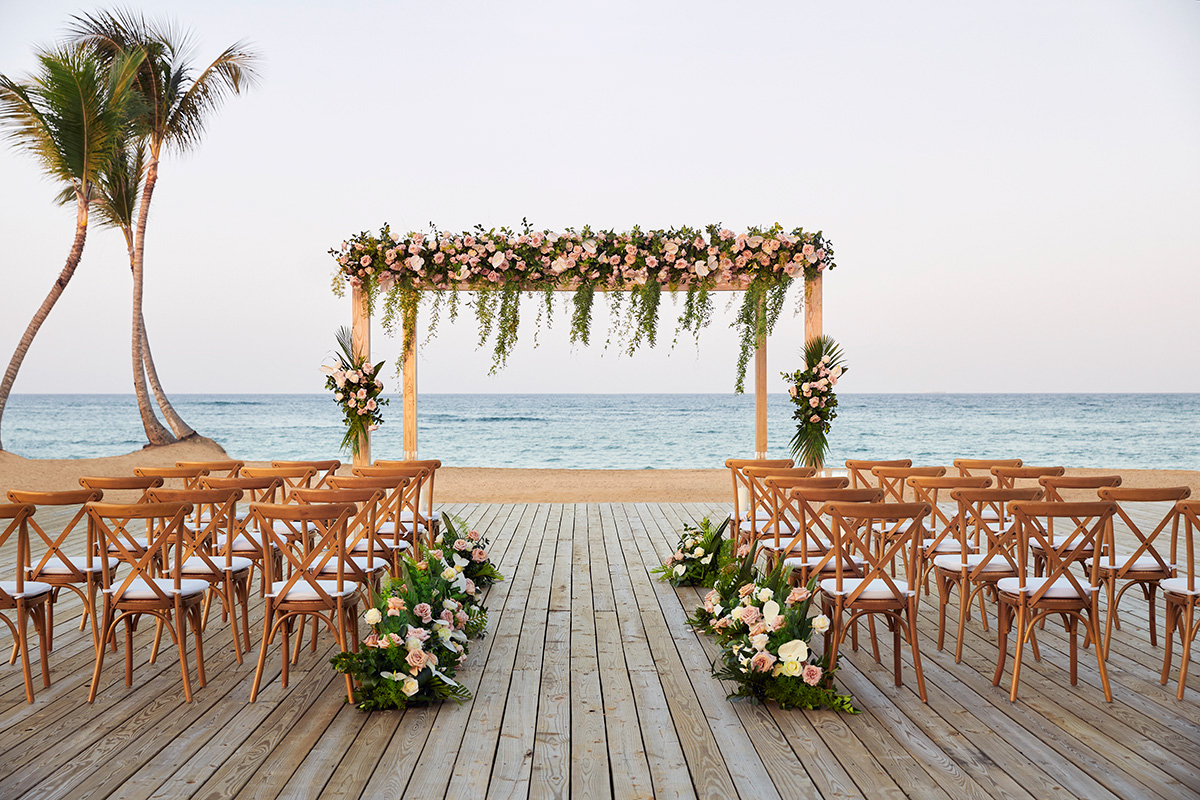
1, 502, 1198, 799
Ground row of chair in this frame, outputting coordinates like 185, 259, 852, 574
0, 458, 444, 705
725, 457, 1200, 703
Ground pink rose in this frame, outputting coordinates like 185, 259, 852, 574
809, 415, 821, 423
786, 587, 811, 605
405, 649, 428, 672
360, 255, 371, 267
809, 398, 819, 408
465, 578, 476, 595
414, 603, 433, 623
453, 539, 470, 551
471, 548, 488, 563
749, 621, 768, 637
440, 609, 454, 624
736, 544, 751, 558
388, 632, 405, 646
741, 606, 762, 626
387, 596, 406, 616
427, 549, 444, 562
771, 615, 786, 631
407, 626, 429, 641
468, 530, 481, 541
455, 609, 468, 627
363, 633, 380, 648
738, 583, 756, 598
802, 664, 823, 686
749, 651, 776, 673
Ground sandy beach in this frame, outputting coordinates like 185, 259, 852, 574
1, 438, 1197, 502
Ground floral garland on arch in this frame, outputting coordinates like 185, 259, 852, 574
322, 327, 387, 455
783, 336, 847, 469
330, 223, 835, 392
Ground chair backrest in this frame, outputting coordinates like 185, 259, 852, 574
954, 458, 1022, 478
906, 476, 992, 550
872, 466, 946, 504
740, 467, 817, 538
348, 465, 428, 534
0, 504, 36, 608
845, 459, 912, 489
949, 487, 1045, 575
725, 459, 795, 533
1097, 487, 1191, 578
1009, 501, 1117, 603
147, 487, 244, 569
134, 466, 210, 490
240, 467, 318, 501
247, 502, 356, 603
785, 487, 882, 564
200, 476, 283, 504
1038, 474, 1122, 501
291, 487, 387, 563
759, 476, 849, 546
373, 459, 440, 517
6, 489, 103, 581
79, 475, 162, 502
1174, 501, 1200, 595
822, 501, 931, 602
86, 501, 193, 604
177, 460, 244, 478
271, 460, 341, 489
990, 465, 1065, 490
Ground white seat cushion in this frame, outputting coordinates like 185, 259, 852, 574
996, 576, 1089, 599
353, 539, 410, 552
106, 535, 155, 552
1161, 577, 1200, 596
179, 555, 254, 575
115, 578, 208, 600
820, 577, 915, 600
933, 553, 1015, 573
1095, 554, 1172, 573
314, 556, 388, 574
1029, 537, 1093, 552
922, 537, 968, 554
0, 580, 52, 599
785, 554, 865, 570
28, 556, 119, 576
268, 579, 359, 601
380, 519, 429, 535
214, 532, 278, 553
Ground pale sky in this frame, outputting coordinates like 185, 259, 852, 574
1, 0, 1198, 396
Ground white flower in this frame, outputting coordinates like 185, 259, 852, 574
434, 534, 444, 545
443, 599, 457, 610
402, 678, 420, 696
441, 567, 457, 581
761, 600, 781, 627
673, 564, 686, 577
811, 614, 831, 634
405, 636, 423, 653
700, 554, 713, 565
781, 659, 803, 677
757, 588, 774, 603
731, 606, 745, 621
692, 547, 705, 558
751, 633, 770, 651
364, 608, 382, 625
777, 639, 810, 662
490, 250, 507, 268
550, 257, 569, 274
583, 239, 598, 255
380, 670, 403, 681
712, 604, 723, 616
694, 260, 710, 277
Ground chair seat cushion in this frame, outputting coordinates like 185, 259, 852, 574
269, 579, 359, 601
933, 553, 1014, 573
106, 535, 155, 552
922, 537, 967, 553
785, 554, 865, 570
214, 533, 278, 553
1094, 554, 1172, 573
0, 580, 52, 599
115, 578, 208, 600
380, 519, 430, 534
353, 538, 410, 552
179, 555, 254, 575
1161, 577, 1200, 596
820, 577, 915, 600
1029, 538, 1094, 552
28, 556, 119, 576
315, 556, 388, 574
997, 576, 1090, 599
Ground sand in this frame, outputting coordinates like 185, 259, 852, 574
1, 438, 1197, 502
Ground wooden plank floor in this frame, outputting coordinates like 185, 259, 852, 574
1, 502, 1198, 799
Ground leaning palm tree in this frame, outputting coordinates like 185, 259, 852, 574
0, 45, 145, 451
69, 9, 261, 442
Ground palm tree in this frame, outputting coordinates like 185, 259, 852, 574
0, 45, 145, 451
69, 9, 261, 443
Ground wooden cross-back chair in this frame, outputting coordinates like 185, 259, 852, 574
0, 503, 51, 703
819, 501, 932, 702
375, 459, 441, 524
79, 476, 163, 570
1094, 486, 1191, 657
1162, 500, 1200, 699
326, 475, 417, 559
780, 487, 880, 586
134, 466, 209, 490
200, 476, 285, 593
177, 460, 244, 479
953, 458, 1022, 478
147, 488, 253, 663
246, 502, 359, 703
272, 460, 341, 489
756, 476, 849, 556
6, 488, 105, 651
933, 487, 1044, 663
351, 465, 435, 543
291, 488, 391, 583
1030, 475, 1121, 576
845, 459, 911, 490
905, 476, 993, 594
87, 501, 208, 703
240, 467, 318, 503
990, 465, 1065, 490
725, 458, 794, 546
739, 467, 817, 547
995, 500, 1116, 703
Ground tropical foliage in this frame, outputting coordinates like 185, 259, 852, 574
439, 513, 504, 590
652, 517, 730, 586
783, 336, 847, 469
332, 223, 835, 392
322, 327, 387, 456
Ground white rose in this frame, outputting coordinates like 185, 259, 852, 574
402, 678, 420, 696
693, 547, 705, 558
731, 606, 745, 621
364, 608, 382, 625
782, 659, 803, 677
751, 633, 770, 651
757, 588, 774, 603
811, 614, 831, 634
777, 639, 810, 662
405, 636, 423, 653
441, 567, 457, 581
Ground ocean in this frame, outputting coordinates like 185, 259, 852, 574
5, 393, 1198, 470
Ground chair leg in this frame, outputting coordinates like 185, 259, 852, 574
956, 579, 971, 664
177, 607, 194, 703
192, 604, 207, 689
249, 603, 275, 703
935, 574, 950, 652
1147, 584, 1158, 648
976, 587, 990, 632
89, 609, 115, 704
1010, 606, 1028, 702
225, 581, 242, 664
281, 617, 291, 689
150, 617, 164, 664
1068, 614, 1079, 685
1088, 607, 1113, 702
1178, 604, 1195, 701
45, 594, 55, 652
908, 605, 927, 703
125, 618, 136, 687
17, 604, 35, 703
33, 604, 50, 688
892, 612, 902, 686
993, 601, 1009, 687
1162, 601, 1177, 685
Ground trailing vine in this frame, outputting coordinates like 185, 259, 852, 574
331, 223, 835, 391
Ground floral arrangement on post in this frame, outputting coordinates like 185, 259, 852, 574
322, 326, 387, 455
330, 565, 471, 711
783, 335, 847, 469
652, 517, 730, 586
330, 222, 835, 391
439, 513, 505, 590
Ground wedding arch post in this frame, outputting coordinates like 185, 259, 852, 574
350, 273, 823, 466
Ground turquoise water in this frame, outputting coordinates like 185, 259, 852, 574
5, 393, 1198, 470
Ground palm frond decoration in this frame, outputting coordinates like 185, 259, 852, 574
783, 335, 848, 469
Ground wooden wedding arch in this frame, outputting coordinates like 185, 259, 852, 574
346, 276, 824, 467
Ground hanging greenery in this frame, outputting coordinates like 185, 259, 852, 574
331, 222, 835, 391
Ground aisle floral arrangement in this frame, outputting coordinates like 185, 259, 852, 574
783, 335, 847, 469
439, 514, 505, 591
651, 517, 730, 586
321, 326, 387, 455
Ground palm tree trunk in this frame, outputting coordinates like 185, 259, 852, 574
126, 228, 175, 446
140, 313, 195, 439
0, 197, 89, 452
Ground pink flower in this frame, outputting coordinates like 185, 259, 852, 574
455, 609, 468, 627
471, 548, 488, 563
749, 621, 768, 637
363, 632, 380, 648
786, 587, 811, 605
809, 415, 821, 424
405, 649, 428, 672
771, 615, 786, 631
414, 603, 433, 623
453, 539, 470, 551
440, 609, 454, 624
427, 549, 444, 562
468, 530, 480, 541
736, 544, 751, 558
809, 397, 819, 408
407, 626, 429, 641
738, 583, 756, 598
741, 606, 762, 626
788, 385, 798, 398
465, 578, 476, 595
360, 255, 372, 267
387, 596, 406, 616
802, 663, 823, 686
749, 651, 777, 673
388, 632, 405, 646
